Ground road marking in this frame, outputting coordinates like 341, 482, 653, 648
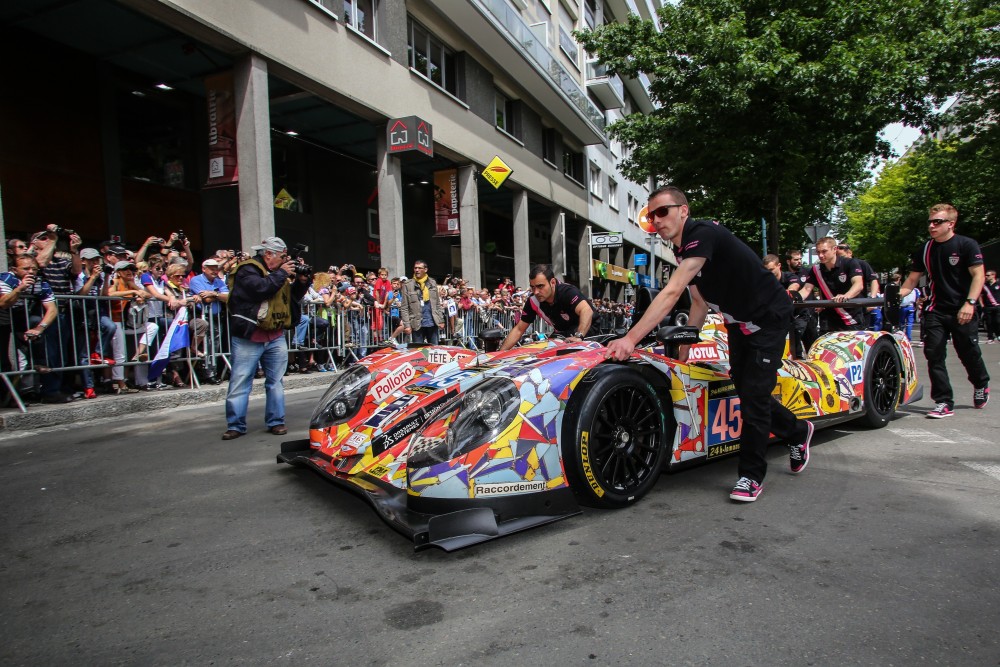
938, 429, 993, 445
887, 427, 955, 443
961, 462, 1000, 483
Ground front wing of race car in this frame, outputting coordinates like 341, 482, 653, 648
278, 441, 581, 551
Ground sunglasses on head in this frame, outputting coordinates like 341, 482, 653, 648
647, 204, 683, 219
928, 218, 952, 226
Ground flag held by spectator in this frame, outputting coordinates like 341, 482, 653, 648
149, 307, 190, 380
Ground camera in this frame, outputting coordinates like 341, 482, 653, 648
287, 242, 309, 261
172, 230, 187, 250
51, 225, 76, 254
102, 264, 115, 275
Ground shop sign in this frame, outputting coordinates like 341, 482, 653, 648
591, 231, 623, 248
592, 260, 637, 285
482, 156, 513, 189
433, 169, 460, 237
387, 116, 433, 157
205, 72, 238, 187
634, 253, 648, 266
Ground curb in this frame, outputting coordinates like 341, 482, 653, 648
0, 372, 335, 432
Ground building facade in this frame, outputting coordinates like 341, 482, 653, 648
0, 0, 667, 294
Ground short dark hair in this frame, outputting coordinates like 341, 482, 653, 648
648, 185, 689, 206
763, 254, 780, 266
784, 249, 802, 261
528, 264, 555, 282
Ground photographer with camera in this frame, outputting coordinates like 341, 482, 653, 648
222, 237, 308, 440
74, 248, 116, 398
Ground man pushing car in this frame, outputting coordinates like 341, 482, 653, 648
604, 186, 814, 503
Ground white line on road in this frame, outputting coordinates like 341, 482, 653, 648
887, 427, 955, 443
961, 461, 1000, 483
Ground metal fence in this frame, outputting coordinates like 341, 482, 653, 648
0, 294, 565, 412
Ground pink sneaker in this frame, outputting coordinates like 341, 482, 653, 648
730, 477, 764, 502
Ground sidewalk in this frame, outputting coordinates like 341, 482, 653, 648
0, 371, 335, 431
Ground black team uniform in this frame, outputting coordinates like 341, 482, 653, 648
910, 236, 989, 410
675, 218, 811, 491
981, 277, 1000, 343
803, 257, 864, 332
519, 282, 591, 337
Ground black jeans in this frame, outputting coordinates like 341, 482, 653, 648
728, 320, 808, 483
984, 306, 1000, 341
922, 309, 990, 407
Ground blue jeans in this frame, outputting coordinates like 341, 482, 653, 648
225, 335, 287, 433
900, 306, 915, 340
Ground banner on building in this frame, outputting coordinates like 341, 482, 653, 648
433, 169, 460, 237
205, 72, 238, 187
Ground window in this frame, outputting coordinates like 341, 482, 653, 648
627, 193, 638, 225
495, 91, 521, 139
563, 148, 584, 184
542, 128, 557, 165
408, 18, 458, 96
608, 178, 618, 211
559, 26, 578, 66
344, 0, 377, 40
589, 161, 602, 199
584, 0, 597, 29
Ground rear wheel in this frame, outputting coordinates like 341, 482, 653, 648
862, 336, 901, 428
562, 367, 669, 508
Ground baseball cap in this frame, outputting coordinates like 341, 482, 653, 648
202, 258, 221, 267
110, 245, 128, 256
345, 286, 357, 295
251, 236, 287, 253
114, 260, 137, 271
399, 276, 408, 282
80, 248, 101, 260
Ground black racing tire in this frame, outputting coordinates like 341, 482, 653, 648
862, 336, 902, 428
561, 367, 670, 508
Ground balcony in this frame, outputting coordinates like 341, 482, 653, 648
586, 60, 624, 110
428, 0, 606, 145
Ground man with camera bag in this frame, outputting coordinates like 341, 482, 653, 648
222, 237, 308, 440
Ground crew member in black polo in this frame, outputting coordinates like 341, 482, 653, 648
605, 186, 813, 503
797, 237, 865, 332
764, 254, 807, 358
980, 268, 999, 344
499, 264, 595, 350
837, 243, 881, 328
900, 203, 989, 417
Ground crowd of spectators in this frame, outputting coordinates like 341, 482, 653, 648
0, 227, 637, 406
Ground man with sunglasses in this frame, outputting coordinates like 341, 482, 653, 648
605, 186, 813, 503
900, 203, 989, 417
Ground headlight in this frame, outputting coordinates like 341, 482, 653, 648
408, 378, 520, 468
309, 365, 372, 429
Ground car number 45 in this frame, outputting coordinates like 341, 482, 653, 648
707, 396, 742, 445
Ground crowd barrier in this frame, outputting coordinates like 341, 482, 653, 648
0, 294, 568, 412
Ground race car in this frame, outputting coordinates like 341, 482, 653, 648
278, 289, 921, 551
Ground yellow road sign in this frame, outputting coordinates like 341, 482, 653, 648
482, 156, 513, 189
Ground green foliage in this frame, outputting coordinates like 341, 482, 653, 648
576, 0, 987, 253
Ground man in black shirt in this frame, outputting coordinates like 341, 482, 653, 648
499, 264, 594, 350
606, 186, 813, 503
785, 249, 818, 356
797, 237, 865, 332
900, 203, 989, 417
837, 243, 880, 328
980, 268, 999, 344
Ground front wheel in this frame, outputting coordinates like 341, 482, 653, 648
862, 336, 901, 428
561, 367, 670, 508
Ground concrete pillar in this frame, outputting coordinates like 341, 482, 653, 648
458, 165, 481, 287
376, 131, 405, 277
550, 209, 566, 280
234, 53, 274, 251
578, 224, 592, 298
512, 190, 530, 286
613, 245, 625, 301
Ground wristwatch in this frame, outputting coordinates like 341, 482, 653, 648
966, 298, 976, 305
572, 331, 585, 338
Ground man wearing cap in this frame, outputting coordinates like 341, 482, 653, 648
222, 237, 307, 440
189, 258, 229, 384
74, 248, 117, 398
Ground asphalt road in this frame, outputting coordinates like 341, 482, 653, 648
1, 340, 999, 666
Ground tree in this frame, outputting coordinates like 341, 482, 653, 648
577, 0, 987, 253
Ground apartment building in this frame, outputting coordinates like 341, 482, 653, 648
0, 0, 665, 293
